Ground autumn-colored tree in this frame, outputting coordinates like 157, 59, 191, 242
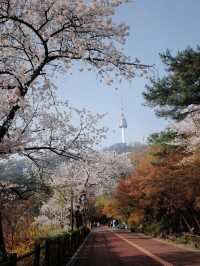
106, 138, 200, 235
2, 199, 39, 255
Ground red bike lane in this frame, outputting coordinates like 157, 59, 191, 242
67, 228, 200, 266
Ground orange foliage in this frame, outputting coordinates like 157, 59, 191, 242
128, 209, 144, 226
3, 199, 39, 255
107, 145, 200, 233
102, 200, 120, 219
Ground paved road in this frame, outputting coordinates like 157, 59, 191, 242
68, 228, 200, 266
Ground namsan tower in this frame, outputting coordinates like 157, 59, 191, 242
119, 109, 128, 144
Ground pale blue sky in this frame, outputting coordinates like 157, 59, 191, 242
55, 0, 200, 147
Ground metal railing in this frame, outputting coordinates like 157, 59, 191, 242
0, 227, 90, 266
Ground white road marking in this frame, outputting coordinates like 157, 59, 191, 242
112, 231, 173, 266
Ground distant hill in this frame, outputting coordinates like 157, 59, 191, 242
0, 155, 68, 182
103, 142, 146, 154
0, 159, 27, 181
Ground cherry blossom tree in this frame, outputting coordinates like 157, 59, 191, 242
0, 0, 151, 157
37, 151, 133, 228
0, 0, 151, 257
54, 151, 133, 200
0, 96, 107, 258
37, 194, 70, 229
172, 106, 200, 151
0, 83, 107, 163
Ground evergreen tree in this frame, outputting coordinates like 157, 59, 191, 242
143, 47, 200, 120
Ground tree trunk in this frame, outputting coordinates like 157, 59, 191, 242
0, 211, 7, 261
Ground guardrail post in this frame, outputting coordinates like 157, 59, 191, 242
62, 236, 66, 264
62, 235, 66, 261
45, 239, 50, 266
71, 234, 74, 254
33, 243, 40, 266
66, 235, 70, 260
56, 237, 61, 266
9, 254, 17, 266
